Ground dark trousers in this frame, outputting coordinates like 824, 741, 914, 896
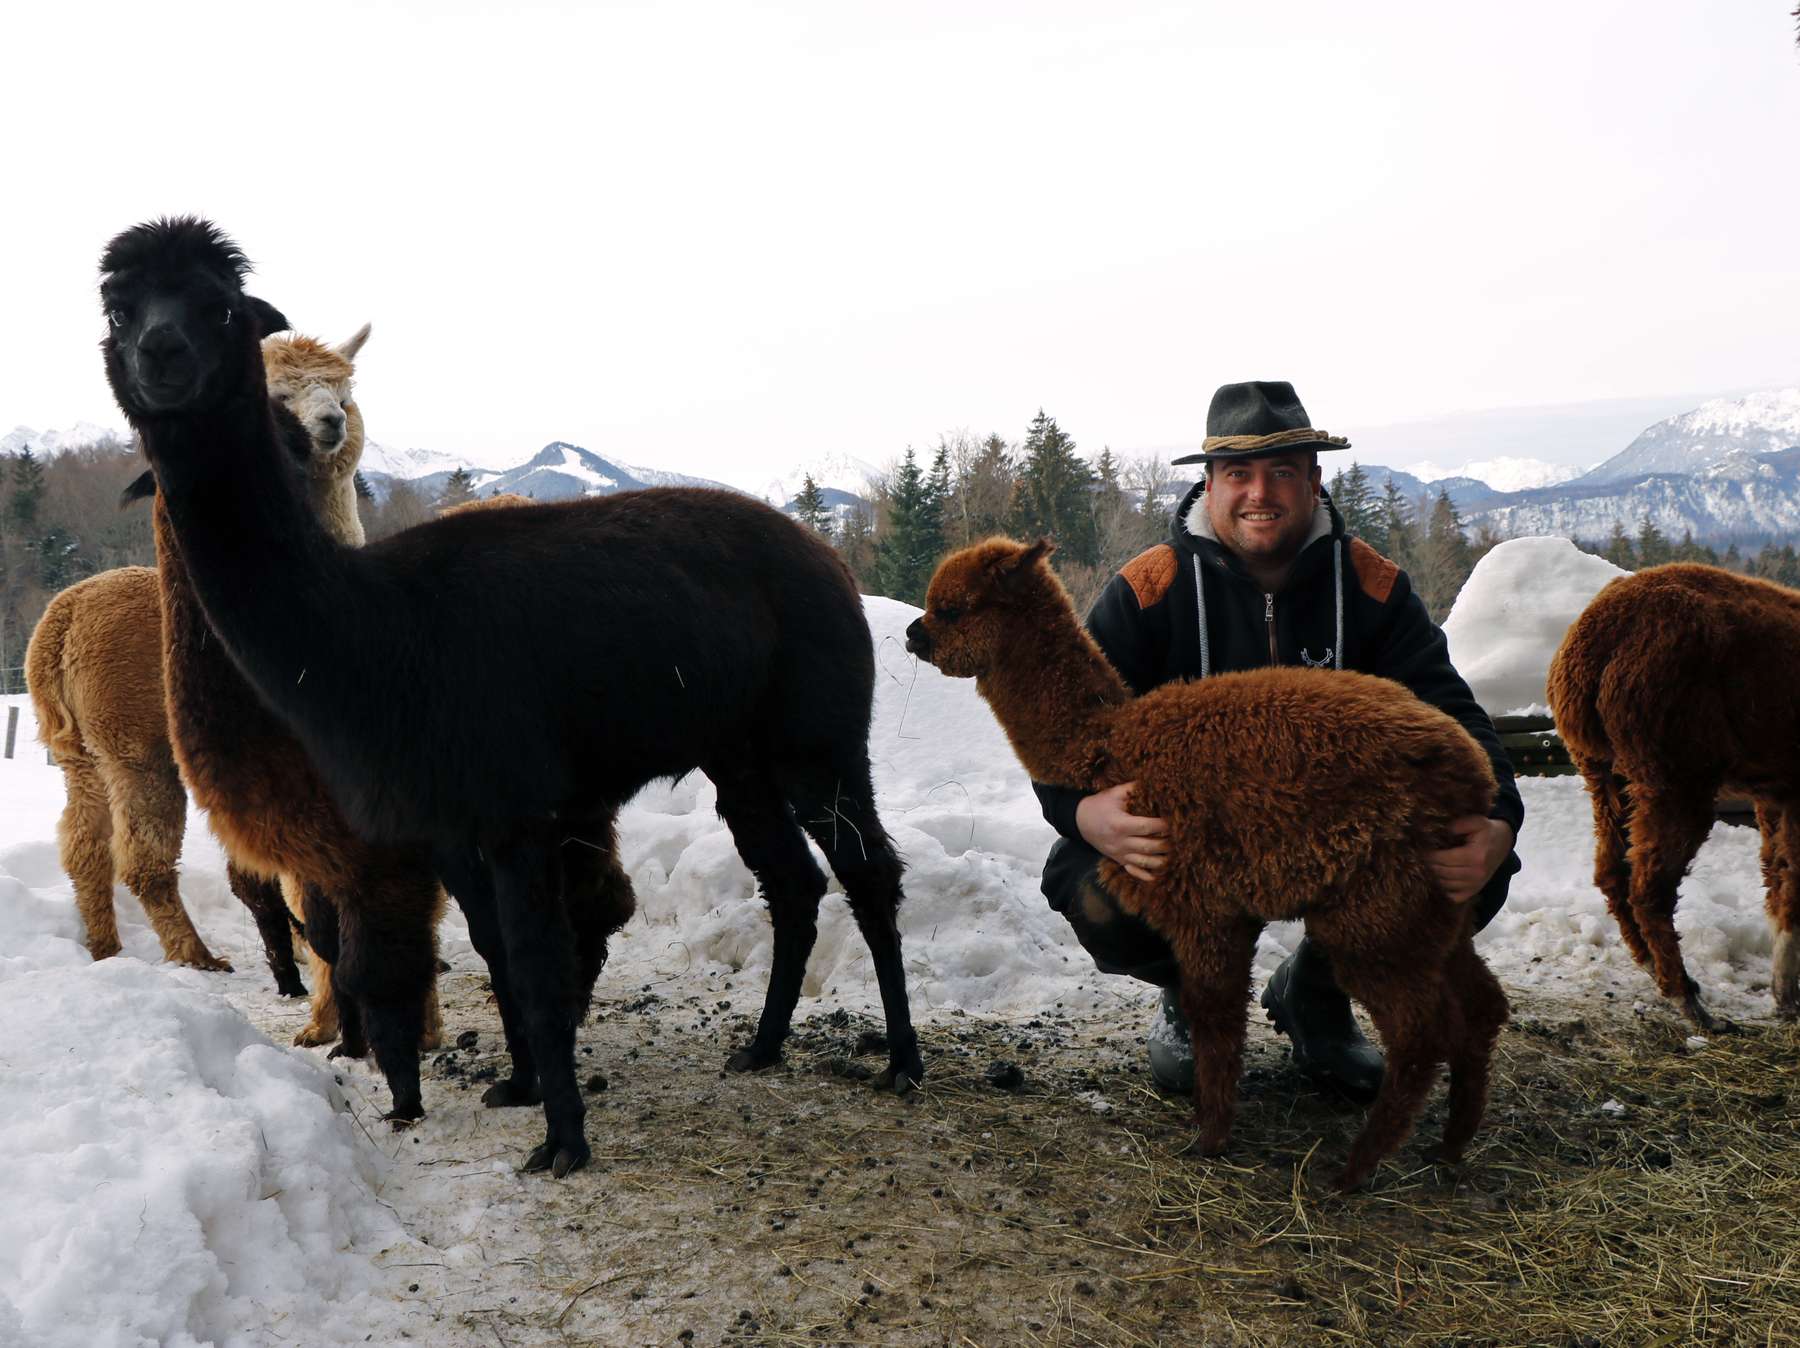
1040, 835, 1519, 989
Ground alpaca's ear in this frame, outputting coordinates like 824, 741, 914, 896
246, 296, 291, 338
119, 469, 157, 509
1022, 537, 1056, 569
335, 322, 372, 363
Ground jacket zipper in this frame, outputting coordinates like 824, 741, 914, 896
1264, 592, 1277, 665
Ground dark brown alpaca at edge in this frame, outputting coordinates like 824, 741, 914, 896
907, 538, 1508, 1190
98, 217, 922, 1177
1548, 563, 1800, 1027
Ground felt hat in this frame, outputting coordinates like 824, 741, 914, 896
1171, 381, 1351, 465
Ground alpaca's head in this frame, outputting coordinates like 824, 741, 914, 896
99, 217, 289, 421
905, 536, 1065, 677
263, 325, 371, 484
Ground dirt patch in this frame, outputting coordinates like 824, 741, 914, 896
243, 973, 1800, 1347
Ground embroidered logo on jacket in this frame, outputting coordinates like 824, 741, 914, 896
1301, 647, 1334, 668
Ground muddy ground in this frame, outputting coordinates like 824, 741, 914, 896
226, 962, 1800, 1348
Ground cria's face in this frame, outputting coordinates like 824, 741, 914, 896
904, 555, 1003, 678
101, 265, 244, 415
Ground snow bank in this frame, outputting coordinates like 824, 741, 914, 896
1443, 536, 1625, 715
0, 916, 406, 1347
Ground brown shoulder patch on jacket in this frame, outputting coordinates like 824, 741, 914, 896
1349, 538, 1399, 603
1119, 544, 1179, 609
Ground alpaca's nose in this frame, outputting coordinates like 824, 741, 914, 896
904, 618, 932, 659
317, 410, 346, 443
136, 323, 195, 388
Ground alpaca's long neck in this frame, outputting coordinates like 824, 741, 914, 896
977, 605, 1129, 789
142, 389, 377, 757
308, 466, 366, 547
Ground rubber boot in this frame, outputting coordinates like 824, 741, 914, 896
1260, 939, 1384, 1105
1146, 986, 1194, 1093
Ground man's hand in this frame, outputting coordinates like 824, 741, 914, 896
1428, 817, 1515, 905
1076, 781, 1170, 883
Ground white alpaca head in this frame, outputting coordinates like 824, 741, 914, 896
261, 323, 371, 483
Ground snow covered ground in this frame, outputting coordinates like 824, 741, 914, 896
0, 539, 1782, 1346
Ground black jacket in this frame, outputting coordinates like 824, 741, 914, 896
1033, 482, 1525, 843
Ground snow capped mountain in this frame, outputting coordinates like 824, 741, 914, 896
359, 439, 486, 482
1, 422, 129, 455
761, 451, 882, 509
1579, 388, 1800, 484
1410, 457, 1583, 493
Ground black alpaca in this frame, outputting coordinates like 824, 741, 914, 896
98, 217, 923, 1177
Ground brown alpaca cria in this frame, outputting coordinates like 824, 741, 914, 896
907, 538, 1509, 1191
1548, 563, 1800, 1027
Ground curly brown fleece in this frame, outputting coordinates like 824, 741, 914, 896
1548, 562, 1800, 1026
909, 537, 1508, 1192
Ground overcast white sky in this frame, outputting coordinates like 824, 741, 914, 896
5, 1, 1797, 489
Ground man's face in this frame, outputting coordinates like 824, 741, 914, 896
1203, 453, 1323, 567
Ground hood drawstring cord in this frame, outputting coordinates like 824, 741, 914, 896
1191, 539, 1344, 677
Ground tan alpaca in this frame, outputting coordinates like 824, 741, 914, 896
1549, 562, 1800, 1026
907, 538, 1508, 1191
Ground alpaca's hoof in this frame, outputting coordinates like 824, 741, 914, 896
418, 1027, 444, 1052
873, 1064, 921, 1095
522, 1137, 590, 1178
1187, 1115, 1232, 1157
1424, 1144, 1465, 1168
482, 1077, 542, 1109
86, 940, 122, 962
274, 977, 309, 1000
1331, 1166, 1373, 1194
725, 1045, 781, 1074
1777, 999, 1800, 1024
327, 1041, 367, 1061
185, 953, 234, 974
294, 1023, 337, 1048
383, 1103, 425, 1129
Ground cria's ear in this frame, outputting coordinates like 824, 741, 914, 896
335, 321, 372, 362
119, 469, 156, 509
990, 536, 1056, 585
246, 295, 290, 338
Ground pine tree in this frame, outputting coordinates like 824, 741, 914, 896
1378, 477, 1417, 572
1636, 514, 1671, 568
438, 467, 477, 511
1603, 521, 1636, 571
9, 449, 45, 531
792, 473, 830, 535
1412, 488, 1475, 620
1328, 461, 1384, 552
946, 433, 1014, 549
1009, 410, 1096, 566
873, 448, 943, 605
36, 526, 81, 590
835, 504, 878, 591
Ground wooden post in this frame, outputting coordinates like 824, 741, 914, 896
3, 705, 16, 760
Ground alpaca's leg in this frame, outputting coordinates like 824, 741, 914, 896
1581, 766, 1649, 969
228, 863, 306, 998
488, 831, 588, 1176
1431, 940, 1509, 1166
710, 759, 829, 1075
330, 889, 431, 1125
1329, 964, 1447, 1192
1625, 784, 1719, 1028
1174, 915, 1260, 1156
283, 877, 341, 1046
1759, 802, 1800, 1020
438, 845, 540, 1107
105, 757, 228, 972
304, 889, 365, 1058
787, 754, 923, 1091
561, 814, 635, 1012
56, 754, 120, 961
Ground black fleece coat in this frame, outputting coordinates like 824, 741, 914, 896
1033, 483, 1525, 847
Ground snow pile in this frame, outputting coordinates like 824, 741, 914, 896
1442, 537, 1625, 716
0, 921, 406, 1347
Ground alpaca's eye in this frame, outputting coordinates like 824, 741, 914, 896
933, 605, 962, 624
107, 308, 128, 328
220, 306, 233, 327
